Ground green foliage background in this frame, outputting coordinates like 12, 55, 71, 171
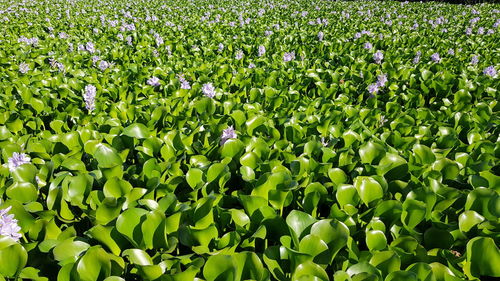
0, 0, 499, 280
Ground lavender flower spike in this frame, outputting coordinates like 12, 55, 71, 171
7, 152, 31, 172
0, 206, 22, 242
470, 55, 479, 65
283, 51, 295, 62
373, 50, 384, 64
202, 83, 216, 98
83, 85, 96, 111
258, 45, 266, 57
147, 76, 160, 87
368, 84, 379, 95
483, 66, 497, 77
220, 126, 237, 145
19, 62, 30, 74
431, 52, 441, 63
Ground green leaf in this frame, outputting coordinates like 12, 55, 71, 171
286, 210, 316, 248
221, 139, 244, 158
186, 168, 204, 189
291, 261, 329, 281
0, 237, 28, 277
203, 254, 236, 281
94, 144, 123, 168
103, 177, 132, 198
53, 239, 90, 263
6, 182, 38, 203
116, 208, 148, 247
359, 141, 385, 164
465, 237, 500, 278
378, 154, 408, 181
401, 199, 426, 230
122, 249, 153, 266
366, 230, 387, 251
458, 210, 484, 233
122, 123, 149, 139
369, 250, 400, 277
354, 177, 384, 206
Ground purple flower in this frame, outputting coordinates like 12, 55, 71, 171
181, 80, 191, 89
373, 50, 383, 64
235, 50, 244, 60
178, 74, 191, 90
471, 55, 479, 65
466, 27, 472, 35
258, 45, 266, 57
413, 51, 421, 64
483, 66, 497, 77
477, 27, 485, 35
283, 51, 295, 62
202, 83, 216, 98
376, 74, 388, 87
19, 62, 30, 74
318, 31, 324, 41
220, 125, 237, 145
147, 76, 160, 87
0, 206, 22, 242
86, 42, 95, 53
98, 60, 110, 71
83, 85, 96, 111
154, 34, 164, 47
447, 48, 455, 55
431, 52, 441, 63
218, 43, 224, 52
364, 42, 373, 50
368, 83, 379, 95
7, 152, 30, 172
248, 63, 256, 69
354, 32, 361, 39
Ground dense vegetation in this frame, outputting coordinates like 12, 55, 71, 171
0, 0, 499, 280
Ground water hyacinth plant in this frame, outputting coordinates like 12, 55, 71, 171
83, 85, 96, 111
202, 82, 216, 98
0, 0, 499, 280
7, 152, 31, 172
0, 207, 22, 242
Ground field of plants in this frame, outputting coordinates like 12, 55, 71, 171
0, 0, 499, 280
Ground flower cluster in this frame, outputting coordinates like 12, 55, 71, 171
283, 51, 295, 62
431, 52, 441, 63
483, 66, 497, 77
373, 50, 383, 64
367, 73, 388, 96
202, 83, 216, 98
470, 55, 479, 65
258, 45, 266, 57
220, 126, 237, 145
178, 74, 191, 89
235, 50, 244, 60
0, 206, 22, 242
147, 76, 160, 87
413, 51, 421, 64
83, 85, 96, 111
19, 62, 30, 74
7, 152, 31, 172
